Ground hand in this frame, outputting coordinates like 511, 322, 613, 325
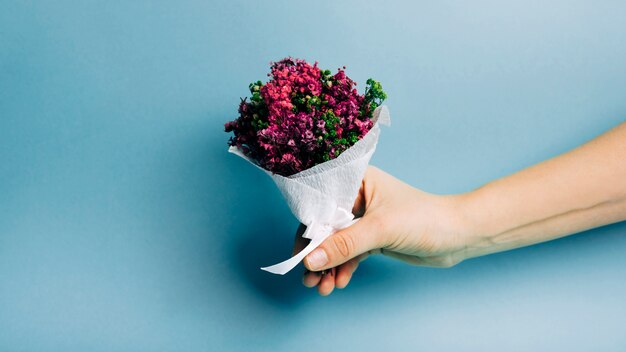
292, 166, 472, 296
293, 120, 626, 296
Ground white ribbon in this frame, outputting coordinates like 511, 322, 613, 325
260, 207, 357, 275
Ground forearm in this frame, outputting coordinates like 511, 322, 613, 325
460, 121, 626, 259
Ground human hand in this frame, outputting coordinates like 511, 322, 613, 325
292, 166, 473, 296
294, 120, 626, 296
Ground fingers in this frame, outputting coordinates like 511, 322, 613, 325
317, 267, 336, 296
296, 222, 362, 295
335, 256, 360, 289
303, 216, 384, 272
302, 270, 322, 288
303, 252, 369, 294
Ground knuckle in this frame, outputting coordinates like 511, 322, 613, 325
332, 233, 355, 259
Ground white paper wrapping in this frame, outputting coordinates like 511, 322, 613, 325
229, 105, 390, 275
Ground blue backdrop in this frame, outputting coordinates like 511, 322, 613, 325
1, 1, 625, 351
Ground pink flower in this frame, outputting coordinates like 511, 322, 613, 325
225, 57, 386, 176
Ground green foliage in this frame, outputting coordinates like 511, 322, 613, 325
249, 81, 264, 104
363, 78, 387, 112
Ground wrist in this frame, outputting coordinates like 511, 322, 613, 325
408, 192, 479, 264
453, 186, 532, 260
446, 190, 494, 262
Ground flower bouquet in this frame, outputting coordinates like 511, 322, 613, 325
225, 57, 389, 275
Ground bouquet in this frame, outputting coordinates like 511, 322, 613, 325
225, 57, 390, 275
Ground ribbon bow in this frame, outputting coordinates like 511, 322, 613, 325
260, 206, 357, 275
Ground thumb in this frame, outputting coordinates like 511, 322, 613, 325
303, 216, 384, 271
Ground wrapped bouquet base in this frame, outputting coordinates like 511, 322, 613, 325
229, 106, 390, 275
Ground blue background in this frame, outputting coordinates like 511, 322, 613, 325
1, 1, 625, 350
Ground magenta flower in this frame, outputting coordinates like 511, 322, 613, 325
225, 57, 387, 176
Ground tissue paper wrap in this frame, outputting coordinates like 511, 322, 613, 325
229, 105, 390, 274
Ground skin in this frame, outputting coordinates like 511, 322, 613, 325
293, 121, 626, 296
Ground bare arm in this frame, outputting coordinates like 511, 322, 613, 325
294, 121, 626, 296
460, 121, 626, 260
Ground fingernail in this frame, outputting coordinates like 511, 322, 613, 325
306, 248, 328, 270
